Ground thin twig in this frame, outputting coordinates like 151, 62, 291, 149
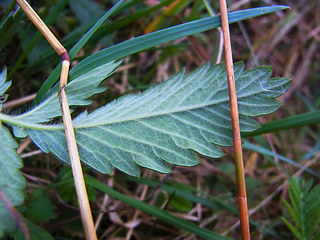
20, 150, 42, 158
219, 1, 250, 239
95, 171, 114, 231
2, 93, 36, 110
58, 60, 97, 240
16, 0, 66, 56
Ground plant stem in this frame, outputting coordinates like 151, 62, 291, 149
16, 0, 66, 56
0, 113, 63, 130
218, 1, 250, 239
16, 1, 97, 239
59, 60, 97, 240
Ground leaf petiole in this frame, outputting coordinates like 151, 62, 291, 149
0, 113, 63, 131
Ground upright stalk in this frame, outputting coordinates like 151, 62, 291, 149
16, 1, 97, 239
218, 1, 250, 239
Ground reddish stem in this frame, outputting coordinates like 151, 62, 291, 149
219, 0, 251, 239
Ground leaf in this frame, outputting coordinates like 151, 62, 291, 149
0, 126, 26, 237
0, 67, 11, 110
0, 67, 25, 237
282, 178, 320, 240
9, 60, 120, 139
15, 60, 121, 124
169, 195, 193, 212
19, 188, 56, 224
13, 219, 54, 240
23, 62, 291, 177
282, 217, 302, 240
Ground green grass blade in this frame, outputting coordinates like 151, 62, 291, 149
34, 5, 289, 103
85, 176, 230, 240
71, 5, 289, 80
33, 0, 124, 104
242, 110, 320, 137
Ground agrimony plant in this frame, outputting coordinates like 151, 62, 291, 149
282, 178, 320, 240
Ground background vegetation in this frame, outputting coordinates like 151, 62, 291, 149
0, 0, 319, 239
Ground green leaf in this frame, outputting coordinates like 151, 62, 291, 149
282, 217, 302, 240
0, 68, 25, 237
20, 188, 56, 224
169, 195, 193, 212
35, 5, 289, 102
0, 125, 26, 237
15, 60, 121, 124
16, 62, 291, 176
0, 67, 11, 110
282, 178, 320, 240
13, 219, 54, 240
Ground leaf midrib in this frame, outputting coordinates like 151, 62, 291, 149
74, 96, 231, 128
2, 86, 266, 131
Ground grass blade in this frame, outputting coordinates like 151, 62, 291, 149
35, 5, 289, 103
242, 110, 320, 137
71, 5, 289, 80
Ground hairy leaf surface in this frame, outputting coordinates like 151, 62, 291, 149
0, 126, 26, 237
15, 61, 121, 123
0, 67, 11, 110
26, 62, 291, 177
0, 67, 25, 236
